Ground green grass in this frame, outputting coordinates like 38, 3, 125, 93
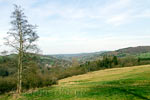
1, 65, 150, 100
137, 53, 150, 59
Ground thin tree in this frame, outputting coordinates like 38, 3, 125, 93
4, 5, 39, 94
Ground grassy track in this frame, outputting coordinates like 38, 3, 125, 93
2, 65, 150, 100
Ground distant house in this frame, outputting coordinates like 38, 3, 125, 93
45, 64, 52, 68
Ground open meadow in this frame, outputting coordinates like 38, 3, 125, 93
1, 65, 150, 100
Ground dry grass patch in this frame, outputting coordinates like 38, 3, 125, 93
59, 65, 150, 85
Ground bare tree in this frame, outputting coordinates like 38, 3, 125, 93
4, 5, 39, 94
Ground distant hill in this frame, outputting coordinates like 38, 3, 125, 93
117, 46, 150, 54
40, 55, 71, 67
0, 54, 72, 68
50, 51, 107, 63
103, 46, 150, 57
1, 46, 150, 68
50, 46, 150, 63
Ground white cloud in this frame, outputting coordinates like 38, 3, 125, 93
0, 0, 150, 54
100, 0, 132, 15
38, 34, 150, 54
106, 13, 130, 26
99, 0, 134, 26
135, 10, 150, 18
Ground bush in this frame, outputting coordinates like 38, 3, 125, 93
0, 68, 9, 77
0, 77, 17, 94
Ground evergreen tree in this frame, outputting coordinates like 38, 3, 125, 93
113, 56, 118, 65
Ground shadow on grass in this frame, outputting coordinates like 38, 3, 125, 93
86, 85, 150, 100
116, 87, 150, 100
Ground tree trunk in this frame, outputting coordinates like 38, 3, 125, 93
17, 52, 20, 93
18, 22, 23, 94
19, 41, 23, 94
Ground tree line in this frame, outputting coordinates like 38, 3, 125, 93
1, 53, 150, 94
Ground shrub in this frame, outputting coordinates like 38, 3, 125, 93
0, 77, 17, 94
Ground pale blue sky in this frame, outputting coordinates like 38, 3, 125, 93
0, 0, 150, 54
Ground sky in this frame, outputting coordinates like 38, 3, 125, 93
0, 0, 150, 54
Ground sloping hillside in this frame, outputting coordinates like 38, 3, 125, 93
51, 46, 150, 63
51, 51, 106, 63
1, 54, 72, 67
39, 55, 71, 67
6, 65, 150, 100
117, 46, 150, 54
104, 46, 150, 57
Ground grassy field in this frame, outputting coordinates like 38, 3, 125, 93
1, 65, 150, 100
137, 53, 150, 58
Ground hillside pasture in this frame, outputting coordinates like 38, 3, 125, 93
4, 65, 149, 100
